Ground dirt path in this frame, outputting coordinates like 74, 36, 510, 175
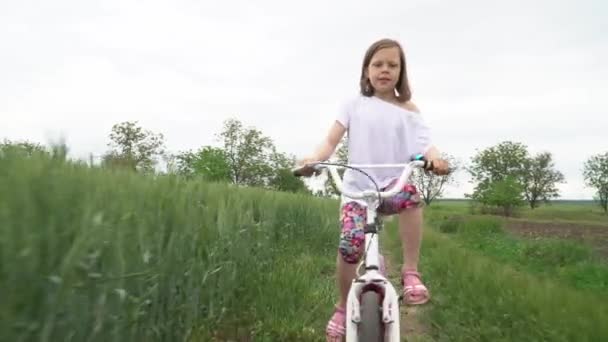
383, 251, 433, 341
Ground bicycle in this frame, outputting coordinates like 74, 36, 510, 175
293, 155, 433, 342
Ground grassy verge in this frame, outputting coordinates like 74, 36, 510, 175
383, 216, 608, 341
0, 152, 338, 341
422, 229, 608, 342
426, 210, 608, 296
520, 202, 608, 224
433, 200, 608, 226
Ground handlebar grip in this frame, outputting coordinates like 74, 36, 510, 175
292, 164, 319, 177
411, 154, 434, 171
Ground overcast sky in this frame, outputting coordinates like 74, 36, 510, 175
1, 0, 606, 199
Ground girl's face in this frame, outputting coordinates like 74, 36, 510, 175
366, 46, 401, 96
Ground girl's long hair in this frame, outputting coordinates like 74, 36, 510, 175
359, 38, 411, 102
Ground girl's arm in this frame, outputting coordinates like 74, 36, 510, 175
405, 101, 447, 174
424, 145, 441, 161
299, 121, 346, 164
424, 145, 449, 175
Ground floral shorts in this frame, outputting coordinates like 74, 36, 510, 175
338, 180, 422, 264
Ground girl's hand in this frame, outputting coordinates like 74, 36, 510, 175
430, 158, 449, 175
294, 156, 321, 177
296, 156, 318, 167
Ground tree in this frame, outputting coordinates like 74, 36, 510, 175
102, 152, 137, 171
1, 139, 48, 157
48, 138, 69, 162
175, 118, 308, 193
218, 118, 274, 187
484, 176, 525, 217
467, 141, 529, 215
522, 152, 565, 209
175, 146, 231, 182
267, 151, 309, 193
103, 121, 165, 173
412, 153, 459, 205
468, 141, 567, 215
162, 153, 178, 175
468, 141, 529, 186
583, 152, 608, 213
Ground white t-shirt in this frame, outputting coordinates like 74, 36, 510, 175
336, 95, 433, 201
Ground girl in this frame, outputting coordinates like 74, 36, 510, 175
298, 38, 449, 341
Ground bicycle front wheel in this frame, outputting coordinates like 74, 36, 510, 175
358, 290, 384, 341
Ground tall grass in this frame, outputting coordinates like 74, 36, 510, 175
4, 151, 608, 341
0, 152, 338, 341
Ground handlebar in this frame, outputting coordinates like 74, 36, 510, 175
293, 158, 433, 200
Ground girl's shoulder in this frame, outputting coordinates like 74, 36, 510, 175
399, 100, 421, 114
342, 95, 421, 116
339, 94, 370, 114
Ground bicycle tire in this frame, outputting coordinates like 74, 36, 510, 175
358, 290, 384, 342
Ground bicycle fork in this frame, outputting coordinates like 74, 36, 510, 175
344, 204, 401, 341
344, 274, 401, 341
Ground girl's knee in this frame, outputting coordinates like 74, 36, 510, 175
338, 201, 367, 264
338, 239, 364, 264
338, 220, 365, 263
399, 206, 423, 219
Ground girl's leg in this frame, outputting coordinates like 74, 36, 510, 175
399, 207, 423, 272
336, 252, 358, 308
379, 181, 429, 305
398, 207, 430, 304
326, 202, 366, 341
325, 254, 357, 342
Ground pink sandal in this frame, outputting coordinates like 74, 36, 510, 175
402, 270, 430, 305
325, 306, 346, 341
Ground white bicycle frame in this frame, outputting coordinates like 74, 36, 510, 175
317, 160, 427, 342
